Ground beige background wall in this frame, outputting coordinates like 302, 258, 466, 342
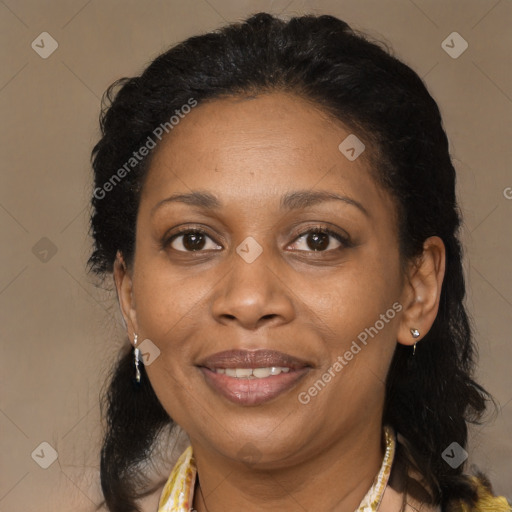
0, 1, 510, 510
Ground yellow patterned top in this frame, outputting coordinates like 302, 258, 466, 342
157, 444, 196, 512
448, 477, 511, 512
156, 426, 511, 512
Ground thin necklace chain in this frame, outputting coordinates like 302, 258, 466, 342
196, 476, 394, 512
197, 478, 211, 512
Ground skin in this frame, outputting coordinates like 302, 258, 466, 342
114, 91, 445, 511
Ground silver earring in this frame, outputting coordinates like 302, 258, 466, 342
134, 334, 141, 383
410, 328, 420, 355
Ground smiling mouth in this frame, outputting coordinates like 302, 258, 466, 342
197, 349, 311, 406
199, 366, 310, 406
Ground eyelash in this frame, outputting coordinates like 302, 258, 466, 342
162, 225, 352, 253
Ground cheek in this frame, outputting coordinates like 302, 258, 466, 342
132, 255, 211, 344
304, 250, 402, 388
298, 279, 398, 426
309, 256, 400, 333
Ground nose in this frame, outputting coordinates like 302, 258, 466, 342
211, 246, 295, 331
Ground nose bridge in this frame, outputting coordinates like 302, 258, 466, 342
211, 234, 293, 328
228, 234, 275, 305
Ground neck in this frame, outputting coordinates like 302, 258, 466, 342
192, 421, 384, 512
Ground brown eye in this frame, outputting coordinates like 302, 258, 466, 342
162, 225, 351, 254
165, 229, 221, 252
290, 228, 351, 252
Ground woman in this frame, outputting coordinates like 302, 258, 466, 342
89, 12, 511, 512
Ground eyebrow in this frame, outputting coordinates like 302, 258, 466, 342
151, 189, 369, 217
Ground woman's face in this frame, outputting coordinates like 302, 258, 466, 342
121, 91, 412, 467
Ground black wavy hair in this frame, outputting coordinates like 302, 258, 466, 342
88, 12, 495, 512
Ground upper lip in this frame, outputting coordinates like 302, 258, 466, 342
197, 349, 311, 370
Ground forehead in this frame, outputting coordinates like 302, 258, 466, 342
140, 92, 392, 217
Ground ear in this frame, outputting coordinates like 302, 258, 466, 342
397, 236, 446, 346
113, 251, 138, 345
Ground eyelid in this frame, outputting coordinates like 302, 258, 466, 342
287, 222, 352, 245
162, 224, 222, 252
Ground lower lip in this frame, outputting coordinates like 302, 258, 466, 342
199, 367, 310, 406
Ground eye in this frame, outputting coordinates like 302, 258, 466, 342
162, 225, 351, 254
289, 227, 351, 252
164, 228, 222, 252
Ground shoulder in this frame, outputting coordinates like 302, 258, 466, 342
446, 476, 511, 512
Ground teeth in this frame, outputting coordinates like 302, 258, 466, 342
235, 368, 253, 378
214, 367, 292, 378
253, 367, 272, 378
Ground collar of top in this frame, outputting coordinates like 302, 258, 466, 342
158, 425, 396, 512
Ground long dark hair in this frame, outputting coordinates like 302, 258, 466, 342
88, 12, 493, 511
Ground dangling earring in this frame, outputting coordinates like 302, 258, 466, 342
410, 328, 420, 355
133, 334, 141, 382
